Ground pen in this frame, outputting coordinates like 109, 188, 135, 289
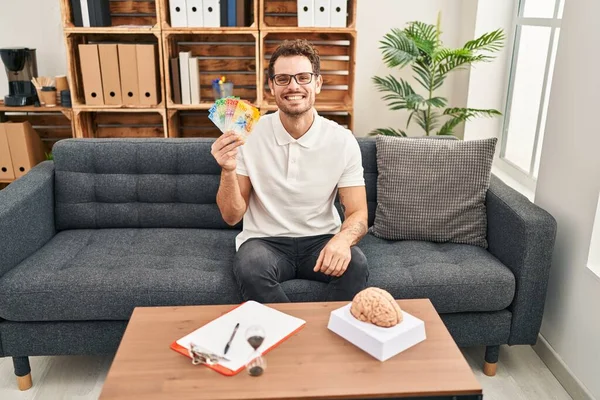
224, 322, 240, 355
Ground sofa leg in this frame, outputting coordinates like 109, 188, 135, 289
483, 345, 499, 377
13, 356, 32, 390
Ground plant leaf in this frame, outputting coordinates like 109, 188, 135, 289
464, 29, 506, 53
372, 75, 418, 110
379, 28, 420, 68
425, 96, 448, 108
404, 21, 439, 60
437, 107, 502, 135
411, 62, 433, 91
444, 107, 503, 118
369, 128, 408, 137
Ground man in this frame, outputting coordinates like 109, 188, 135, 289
210, 39, 369, 303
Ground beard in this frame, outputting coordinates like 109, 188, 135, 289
275, 90, 314, 118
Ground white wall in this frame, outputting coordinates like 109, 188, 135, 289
0, 1, 66, 97
534, 0, 600, 397
355, 0, 473, 137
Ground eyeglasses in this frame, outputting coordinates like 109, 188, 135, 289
270, 72, 316, 86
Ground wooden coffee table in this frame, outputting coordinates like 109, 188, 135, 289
99, 299, 482, 399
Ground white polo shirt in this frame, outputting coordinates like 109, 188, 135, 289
235, 109, 365, 250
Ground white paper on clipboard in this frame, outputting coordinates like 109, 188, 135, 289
175, 301, 306, 372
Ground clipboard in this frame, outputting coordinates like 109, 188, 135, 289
170, 301, 306, 376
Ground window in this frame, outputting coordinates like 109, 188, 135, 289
588, 192, 600, 278
498, 0, 564, 191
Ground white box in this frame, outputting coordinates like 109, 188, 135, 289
203, 0, 221, 27
314, 0, 331, 27
297, 0, 314, 27
327, 303, 426, 361
170, 0, 188, 27
187, 0, 204, 27
330, 0, 347, 27
179, 51, 192, 105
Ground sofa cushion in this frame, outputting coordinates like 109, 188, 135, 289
53, 139, 237, 231
372, 136, 497, 248
0, 229, 243, 322
359, 233, 515, 313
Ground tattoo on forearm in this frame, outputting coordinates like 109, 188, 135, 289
339, 193, 346, 215
349, 221, 368, 238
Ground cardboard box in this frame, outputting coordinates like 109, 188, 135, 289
136, 44, 159, 106
79, 44, 105, 105
0, 123, 16, 180
98, 44, 123, 105
117, 44, 140, 105
327, 303, 426, 361
4, 122, 45, 179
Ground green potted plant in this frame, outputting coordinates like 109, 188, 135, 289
371, 14, 505, 137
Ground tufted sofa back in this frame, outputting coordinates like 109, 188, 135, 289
52, 137, 379, 230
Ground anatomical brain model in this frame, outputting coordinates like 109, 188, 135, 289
350, 287, 403, 327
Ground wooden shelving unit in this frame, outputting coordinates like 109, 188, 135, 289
51, 0, 357, 138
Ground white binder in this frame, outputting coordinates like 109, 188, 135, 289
170, 0, 188, 27
203, 0, 221, 27
80, 0, 90, 27
187, 0, 204, 27
189, 57, 201, 104
179, 51, 192, 105
314, 0, 331, 27
330, 0, 347, 27
297, 0, 314, 27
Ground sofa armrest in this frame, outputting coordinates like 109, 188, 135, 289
486, 174, 557, 345
0, 161, 56, 278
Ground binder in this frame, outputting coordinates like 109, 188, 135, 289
189, 57, 201, 104
136, 44, 159, 106
297, 0, 314, 27
236, 0, 246, 27
98, 44, 123, 105
71, 0, 83, 27
170, 58, 182, 104
179, 51, 192, 105
203, 0, 221, 27
187, 0, 204, 27
330, 0, 347, 27
227, 0, 237, 26
4, 122, 45, 179
220, 0, 228, 27
314, 0, 331, 27
78, 44, 105, 105
79, 0, 91, 27
117, 44, 140, 105
170, 0, 188, 27
90, 0, 112, 27
0, 124, 15, 181
171, 301, 306, 376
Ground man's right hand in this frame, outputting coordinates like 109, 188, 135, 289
211, 132, 245, 172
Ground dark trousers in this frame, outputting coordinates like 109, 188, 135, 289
233, 234, 369, 303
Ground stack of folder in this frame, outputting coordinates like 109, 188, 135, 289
170, 0, 253, 27
171, 51, 202, 105
79, 44, 159, 106
0, 122, 46, 181
297, 0, 348, 27
71, 0, 112, 27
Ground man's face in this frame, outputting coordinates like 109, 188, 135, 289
269, 55, 322, 117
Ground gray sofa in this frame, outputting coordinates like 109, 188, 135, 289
0, 137, 556, 388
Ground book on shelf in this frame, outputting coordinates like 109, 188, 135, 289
71, 0, 111, 27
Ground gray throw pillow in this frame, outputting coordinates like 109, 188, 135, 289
372, 136, 497, 248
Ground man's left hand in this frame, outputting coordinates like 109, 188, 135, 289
314, 236, 352, 277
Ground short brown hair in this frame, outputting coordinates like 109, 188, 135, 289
268, 39, 321, 80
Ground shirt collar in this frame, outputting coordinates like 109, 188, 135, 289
272, 109, 321, 148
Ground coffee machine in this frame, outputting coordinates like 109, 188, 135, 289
0, 48, 38, 106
